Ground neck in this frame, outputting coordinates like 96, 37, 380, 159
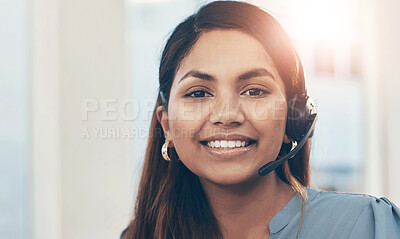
199, 173, 296, 239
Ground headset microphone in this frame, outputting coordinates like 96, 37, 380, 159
258, 94, 318, 177
258, 114, 317, 176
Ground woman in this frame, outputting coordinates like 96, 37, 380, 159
121, 1, 400, 238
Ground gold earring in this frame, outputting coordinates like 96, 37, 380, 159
161, 140, 173, 161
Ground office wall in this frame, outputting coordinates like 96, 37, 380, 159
31, 0, 132, 238
0, 0, 30, 238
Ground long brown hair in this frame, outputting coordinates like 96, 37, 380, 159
124, 1, 311, 238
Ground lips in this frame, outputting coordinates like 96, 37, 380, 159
201, 139, 256, 148
199, 134, 257, 158
200, 134, 256, 148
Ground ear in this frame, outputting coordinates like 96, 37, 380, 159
156, 105, 175, 147
283, 133, 292, 144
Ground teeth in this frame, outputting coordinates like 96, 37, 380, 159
235, 140, 241, 147
221, 140, 228, 147
228, 141, 235, 147
206, 140, 250, 148
215, 141, 220, 148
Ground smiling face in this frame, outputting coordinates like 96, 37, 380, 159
157, 29, 290, 185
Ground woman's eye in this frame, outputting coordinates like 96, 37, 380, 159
184, 90, 212, 98
242, 88, 268, 96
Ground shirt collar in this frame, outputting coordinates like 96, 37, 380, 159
268, 187, 319, 235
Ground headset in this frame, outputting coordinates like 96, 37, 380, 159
159, 91, 318, 177
258, 93, 318, 176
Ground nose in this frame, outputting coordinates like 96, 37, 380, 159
209, 93, 245, 127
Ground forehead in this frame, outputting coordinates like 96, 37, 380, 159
173, 29, 283, 88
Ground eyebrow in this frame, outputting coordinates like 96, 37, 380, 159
178, 68, 275, 84
239, 68, 275, 81
178, 71, 214, 84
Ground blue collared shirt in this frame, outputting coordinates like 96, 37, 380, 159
120, 187, 400, 238
269, 187, 400, 238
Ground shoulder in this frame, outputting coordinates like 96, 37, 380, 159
307, 187, 384, 210
306, 187, 400, 216
305, 188, 400, 238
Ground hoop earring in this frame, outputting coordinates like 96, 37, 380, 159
161, 140, 175, 162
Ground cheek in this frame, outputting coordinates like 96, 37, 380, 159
167, 102, 215, 177
168, 118, 198, 167
168, 99, 206, 122
244, 97, 287, 149
252, 116, 287, 163
242, 97, 287, 122
167, 102, 204, 152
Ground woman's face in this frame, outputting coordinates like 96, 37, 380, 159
157, 29, 290, 185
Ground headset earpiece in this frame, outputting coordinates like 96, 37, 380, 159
285, 94, 317, 141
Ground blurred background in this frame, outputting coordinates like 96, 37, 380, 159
1, 0, 399, 238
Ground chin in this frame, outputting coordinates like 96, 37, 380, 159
200, 167, 260, 186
